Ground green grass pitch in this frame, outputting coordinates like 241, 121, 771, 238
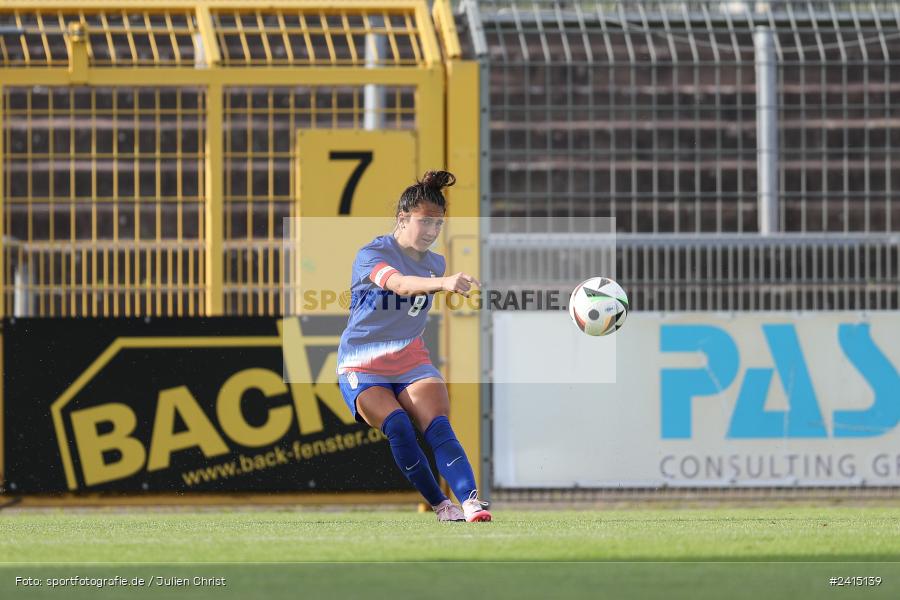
2, 506, 899, 599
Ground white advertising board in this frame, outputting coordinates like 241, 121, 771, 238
492, 312, 900, 488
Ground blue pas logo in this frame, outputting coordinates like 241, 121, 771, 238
660, 324, 900, 439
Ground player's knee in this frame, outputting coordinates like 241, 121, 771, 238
423, 415, 457, 449
382, 409, 417, 445
411, 408, 448, 432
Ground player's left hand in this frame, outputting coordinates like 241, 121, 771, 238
442, 272, 481, 297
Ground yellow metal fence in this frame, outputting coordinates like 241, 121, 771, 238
221, 84, 415, 315
0, 0, 450, 318
0, 0, 484, 492
4, 86, 207, 316
0, 4, 431, 68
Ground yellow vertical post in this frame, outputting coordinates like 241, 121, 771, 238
443, 59, 482, 489
195, 4, 222, 69
0, 85, 4, 320
198, 4, 224, 316
65, 23, 89, 84
417, 0, 446, 172
417, 63, 449, 500
417, 67, 445, 174
416, 61, 447, 493
434, 0, 483, 490
0, 85, 4, 485
0, 315, 4, 486
205, 82, 224, 316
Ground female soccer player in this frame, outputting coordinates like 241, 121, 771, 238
336, 170, 491, 523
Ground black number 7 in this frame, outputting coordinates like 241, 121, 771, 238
329, 151, 373, 215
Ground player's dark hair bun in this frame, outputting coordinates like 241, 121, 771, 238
421, 170, 456, 190
395, 169, 455, 217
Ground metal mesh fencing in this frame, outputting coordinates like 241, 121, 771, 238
460, 0, 900, 234
211, 9, 429, 67
0, 9, 199, 67
222, 85, 416, 315
488, 233, 900, 310
0, 2, 441, 318
3, 86, 207, 317
458, 2, 900, 499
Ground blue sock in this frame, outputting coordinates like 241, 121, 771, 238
424, 416, 477, 504
382, 409, 446, 506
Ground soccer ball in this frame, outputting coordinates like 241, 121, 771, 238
568, 277, 629, 336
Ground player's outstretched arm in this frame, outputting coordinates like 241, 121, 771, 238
384, 272, 480, 297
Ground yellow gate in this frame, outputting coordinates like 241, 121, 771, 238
0, 0, 482, 496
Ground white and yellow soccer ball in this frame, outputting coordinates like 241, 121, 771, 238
568, 277, 629, 336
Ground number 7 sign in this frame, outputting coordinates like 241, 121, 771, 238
296, 130, 417, 217
291, 130, 419, 314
